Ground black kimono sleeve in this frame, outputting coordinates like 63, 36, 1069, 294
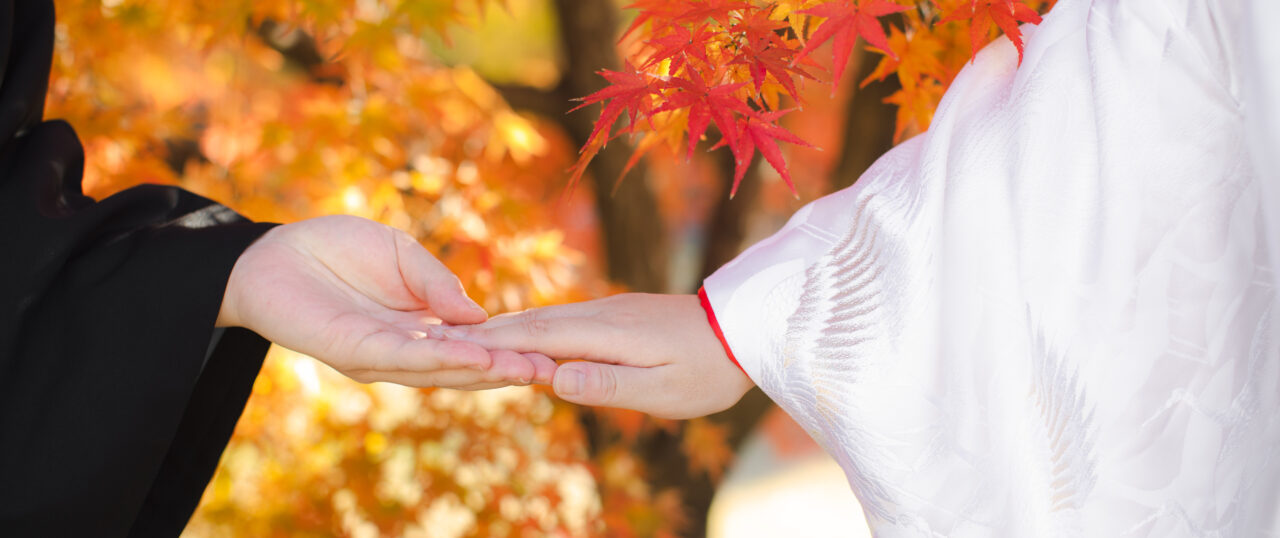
0, 2, 278, 536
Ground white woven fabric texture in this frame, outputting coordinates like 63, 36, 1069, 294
703, 0, 1280, 535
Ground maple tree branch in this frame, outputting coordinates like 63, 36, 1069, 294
161, 137, 209, 175
490, 83, 567, 121
543, 2, 778, 535
255, 20, 344, 86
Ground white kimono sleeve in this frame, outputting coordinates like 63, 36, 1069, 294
702, 0, 1280, 535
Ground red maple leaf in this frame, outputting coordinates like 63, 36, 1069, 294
654, 71, 753, 161
671, 0, 754, 26
569, 64, 658, 149
714, 109, 814, 198
623, 0, 754, 41
566, 64, 658, 187
731, 6, 790, 48
737, 45, 815, 99
728, 9, 816, 100
795, 0, 910, 86
642, 25, 714, 74
939, 0, 1042, 64
619, 0, 686, 43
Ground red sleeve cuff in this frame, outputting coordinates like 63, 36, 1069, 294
698, 286, 746, 375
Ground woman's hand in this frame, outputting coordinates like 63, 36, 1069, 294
442, 293, 754, 419
217, 215, 554, 389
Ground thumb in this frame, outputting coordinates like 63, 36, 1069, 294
395, 232, 487, 324
553, 361, 671, 417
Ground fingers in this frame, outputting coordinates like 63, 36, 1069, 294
527, 352, 557, 385
469, 302, 595, 329
448, 352, 553, 389
344, 327, 492, 374
392, 230, 487, 325
444, 302, 638, 363
346, 339, 555, 388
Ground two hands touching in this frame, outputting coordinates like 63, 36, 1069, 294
441, 293, 755, 419
216, 215, 753, 419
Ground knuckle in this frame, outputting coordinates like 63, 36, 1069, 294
595, 367, 619, 405
520, 309, 549, 339
606, 309, 640, 329
601, 294, 642, 328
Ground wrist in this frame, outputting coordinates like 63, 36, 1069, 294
685, 292, 755, 413
216, 225, 280, 328
698, 286, 745, 375
215, 259, 245, 328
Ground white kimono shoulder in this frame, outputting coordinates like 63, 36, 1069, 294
702, 0, 1280, 535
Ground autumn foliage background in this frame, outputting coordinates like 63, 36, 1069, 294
46, 0, 1051, 535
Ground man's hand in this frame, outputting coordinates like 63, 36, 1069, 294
442, 293, 754, 419
216, 215, 554, 389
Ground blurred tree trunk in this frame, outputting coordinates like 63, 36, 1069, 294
633, 387, 776, 537
698, 151, 763, 282
830, 48, 900, 190
663, 46, 899, 536
625, 150, 773, 538
550, 0, 668, 293
494, 0, 669, 293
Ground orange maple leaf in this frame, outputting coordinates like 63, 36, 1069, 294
680, 418, 734, 482
860, 24, 948, 90
884, 76, 944, 142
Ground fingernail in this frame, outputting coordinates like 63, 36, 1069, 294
465, 295, 485, 314
556, 369, 584, 397
443, 327, 469, 340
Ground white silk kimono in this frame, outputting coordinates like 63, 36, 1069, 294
701, 0, 1280, 535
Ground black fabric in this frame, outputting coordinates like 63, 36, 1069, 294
0, 2, 276, 536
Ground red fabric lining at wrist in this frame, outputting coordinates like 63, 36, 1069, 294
698, 286, 746, 375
